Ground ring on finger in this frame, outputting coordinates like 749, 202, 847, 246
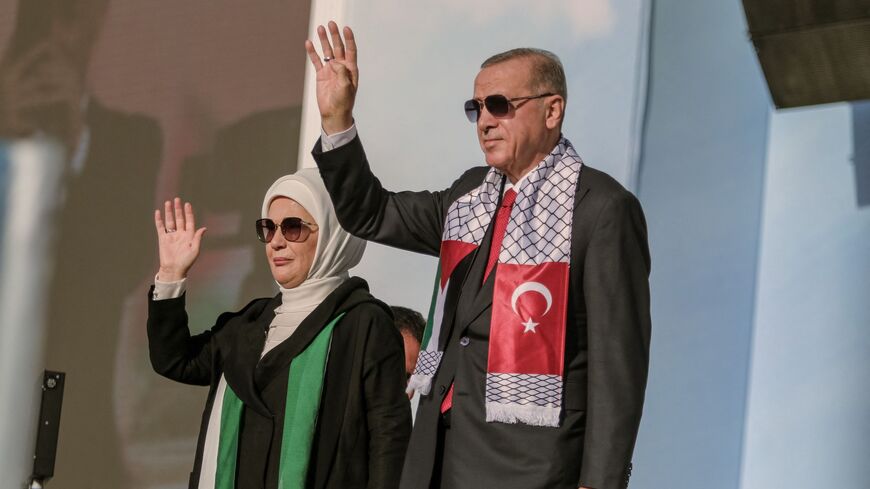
166, 228, 176, 233
323, 56, 333, 62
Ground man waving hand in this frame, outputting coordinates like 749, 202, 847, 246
305, 22, 651, 489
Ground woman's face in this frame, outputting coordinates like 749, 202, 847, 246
265, 197, 318, 289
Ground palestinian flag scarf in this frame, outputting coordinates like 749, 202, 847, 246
407, 137, 581, 427
197, 313, 344, 489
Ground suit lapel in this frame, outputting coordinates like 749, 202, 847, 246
455, 202, 499, 328
574, 165, 592, 210
459, 267, 496, 328
436, 253, 475, 351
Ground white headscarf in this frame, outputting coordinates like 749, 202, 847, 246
259, 168, 366, 354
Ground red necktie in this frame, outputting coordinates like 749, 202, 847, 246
483, 187, 517, 283
441, 187, 517, 414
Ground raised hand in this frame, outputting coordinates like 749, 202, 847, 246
304, 21, 358, 134
154, 198, 207, 282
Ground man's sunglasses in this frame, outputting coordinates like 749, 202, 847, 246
464, 93, 555, 122
255, 217, 318, 243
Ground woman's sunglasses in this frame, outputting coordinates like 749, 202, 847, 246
463, 93, 555, 122
255, 217, 318, 243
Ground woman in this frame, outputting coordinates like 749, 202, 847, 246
147, 169, 411, 489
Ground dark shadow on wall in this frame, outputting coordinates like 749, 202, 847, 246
113, 106, 303, 489
0, 2, 161, 488
852, 100, 870, 208
0, 1, 306, 487
180, 105, 302, 301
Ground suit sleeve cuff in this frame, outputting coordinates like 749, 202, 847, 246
320, 123, 358, 151
152, 275, 186, 301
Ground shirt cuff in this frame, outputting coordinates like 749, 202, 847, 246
320, 124, 357, 151
152, 275, 186, 300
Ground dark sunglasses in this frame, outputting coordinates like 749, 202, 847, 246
255, 217, 318, 243
464, 93, 555, 122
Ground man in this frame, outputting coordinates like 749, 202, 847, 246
304, 22, 651, 489
391, 305, 426, 378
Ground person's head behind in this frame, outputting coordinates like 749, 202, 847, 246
390, 306, 425, 377
472, 48, 567, 182
260, 169, 365, 289
0, 0, 111, 141
5, 0, 110, 73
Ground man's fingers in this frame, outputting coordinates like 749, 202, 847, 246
304, 40, 324, 71
343, 27, 359, 87
344, 26, 357, 65
328, 61, 354, 87
328, 21, 345, 59
317, 24, 334, 59
328, 61, 344, 76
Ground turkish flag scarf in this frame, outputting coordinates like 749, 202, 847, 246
407, 137, 582, 427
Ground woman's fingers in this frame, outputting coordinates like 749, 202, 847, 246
192, 227, 207, 249
154, 209, 165, 233
184, 202, 196, 231
163, 200, 174, 231
173, 197, 185, 231
154, 198, 204, 280
158, 198, 198, 234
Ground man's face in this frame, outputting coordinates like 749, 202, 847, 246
473, 57, 555, 177
400, 330, 421, 377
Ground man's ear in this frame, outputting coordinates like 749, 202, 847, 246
545, 96, 565, 130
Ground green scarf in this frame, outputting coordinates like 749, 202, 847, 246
214, 312, 345, 489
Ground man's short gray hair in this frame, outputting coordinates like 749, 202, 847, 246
481, 48, 567, 101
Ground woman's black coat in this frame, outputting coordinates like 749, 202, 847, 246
147, 277, 411, 489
